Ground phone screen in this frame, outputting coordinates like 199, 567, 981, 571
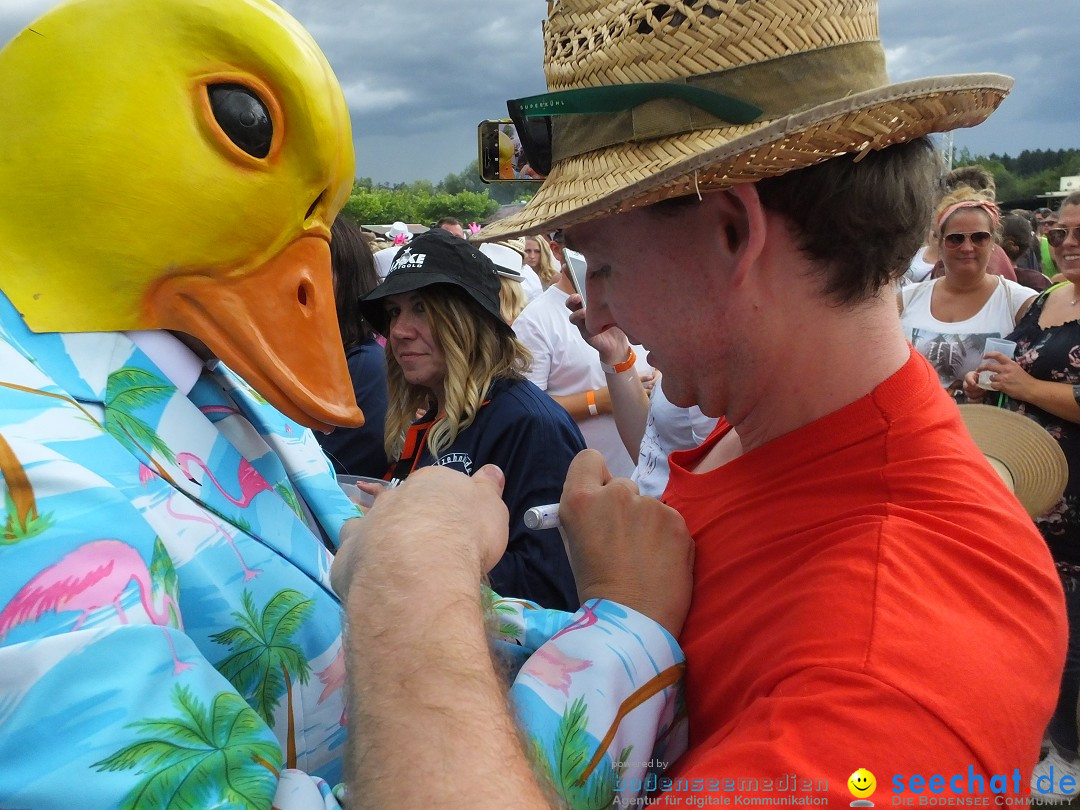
562, 248, 588, 306
477, 120, 545, 184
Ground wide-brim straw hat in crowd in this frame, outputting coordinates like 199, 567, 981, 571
479, 0, 1012, 241
958, 405, 1068, 520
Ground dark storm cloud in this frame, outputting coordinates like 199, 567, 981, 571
277, 0, 548, 182
878, 1, 1074, 155
1, 1, 1074, 184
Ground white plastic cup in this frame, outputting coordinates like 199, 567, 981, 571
337, 474, 391, 509
977, 338, 1017, 390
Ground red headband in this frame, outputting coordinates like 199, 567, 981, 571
937, 199, 1000, 232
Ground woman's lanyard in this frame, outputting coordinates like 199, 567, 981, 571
386, 394, 496, 485
387, 414, 434, 485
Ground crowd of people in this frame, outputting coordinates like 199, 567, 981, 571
315, 219, 711, 611
0, 0, 1077, 808
895, 182, 1080, 794
965, 190, 1080, 789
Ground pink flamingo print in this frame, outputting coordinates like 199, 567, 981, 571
165, 493, 261, 581
175, 452, 273, 508
197, 404, 241, 417
138, 462, 155, 486
549, 601, 599, 642
316, 647, 345, 705
0, 539, 191, 674
523, 645, 592, 696
317, 647, 348, 726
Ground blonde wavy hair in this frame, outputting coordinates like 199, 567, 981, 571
384, 288, 532, 461
524, 235, 560, 288
498, 276, 528, 324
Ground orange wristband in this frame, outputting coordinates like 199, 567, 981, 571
601, 348, 637, 375
586, 389, 598, 416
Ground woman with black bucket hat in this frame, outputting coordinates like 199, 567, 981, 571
359, 228, 584, 610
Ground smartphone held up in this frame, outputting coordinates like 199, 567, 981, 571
477, 119, 546, 184
562, 248, 588, 307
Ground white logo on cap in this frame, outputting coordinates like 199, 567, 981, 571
391, 248, 426, 272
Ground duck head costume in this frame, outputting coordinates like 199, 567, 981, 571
0, 0, 362, 432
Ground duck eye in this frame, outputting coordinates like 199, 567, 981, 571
207, 83, 272, 158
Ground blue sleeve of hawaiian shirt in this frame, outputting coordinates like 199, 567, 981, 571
493, 591, 688, 808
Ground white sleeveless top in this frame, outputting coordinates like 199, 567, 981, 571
900, 276, 1033, 393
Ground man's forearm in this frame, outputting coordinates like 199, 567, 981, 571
345, 559, 554, 808
604, 365, 650, 462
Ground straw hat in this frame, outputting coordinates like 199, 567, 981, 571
958, 405, 1068, 519
501, 237, 528, 258
479, 0, 1012, 241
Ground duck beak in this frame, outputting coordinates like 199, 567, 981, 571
144, 235, 364, 432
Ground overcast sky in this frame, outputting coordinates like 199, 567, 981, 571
1, 1, 1074, 186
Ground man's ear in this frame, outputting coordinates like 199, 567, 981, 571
711, 184, 767, 288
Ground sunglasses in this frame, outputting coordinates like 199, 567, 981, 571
1047, 227, 1080, 248
942, 231, 993, 249
507, 83, 763, 177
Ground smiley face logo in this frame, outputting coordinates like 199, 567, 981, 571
848, 768, 877, 799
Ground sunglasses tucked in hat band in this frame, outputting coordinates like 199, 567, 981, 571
508, 82, 765, 176
359, 228, 511, 337
478, 0, 1012, 242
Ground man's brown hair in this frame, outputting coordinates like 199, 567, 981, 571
755, 137, 943, 306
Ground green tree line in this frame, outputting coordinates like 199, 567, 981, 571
340, 160, 538, 226
954, 147, 1080, 204
339, 146, 1079, 227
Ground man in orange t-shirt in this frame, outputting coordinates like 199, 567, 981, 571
660, 350, 1061, 802
332, 1, 1067, 806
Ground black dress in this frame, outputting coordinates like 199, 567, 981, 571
1005, 289, 1080, 565
1006, 287, 1080, 757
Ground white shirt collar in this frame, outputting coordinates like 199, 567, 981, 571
123, 330, 205, 396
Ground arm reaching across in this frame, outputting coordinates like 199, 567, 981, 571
509, 451, 694, 807
333, 458, 694, 808
560, 449, 694, 635
334, 465, 555, 808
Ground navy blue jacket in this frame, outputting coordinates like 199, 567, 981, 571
404, 376, 584, 611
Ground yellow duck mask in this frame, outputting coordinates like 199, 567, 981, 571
0, 0, 363, 432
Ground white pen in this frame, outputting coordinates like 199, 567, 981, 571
523, 503, 560, 530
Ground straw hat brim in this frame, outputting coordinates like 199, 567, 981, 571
479, 74, 1012, 242
958, 404, 1068, 519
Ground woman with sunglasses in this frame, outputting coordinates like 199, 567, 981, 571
899, 187, 1036, 401
358, 228, 583, 611
964, 192, 1080, 796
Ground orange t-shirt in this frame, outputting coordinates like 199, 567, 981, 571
659, 350, 1065, 804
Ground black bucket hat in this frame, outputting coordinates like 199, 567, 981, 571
359, 228, 511, 336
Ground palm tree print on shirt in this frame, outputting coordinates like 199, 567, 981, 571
273, 481, 305, 522
94, 684, 281, 810
105, 366, 177, 476
531, 696, 632, 810
0, 431, 52, 543
210, 588, 314, 769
